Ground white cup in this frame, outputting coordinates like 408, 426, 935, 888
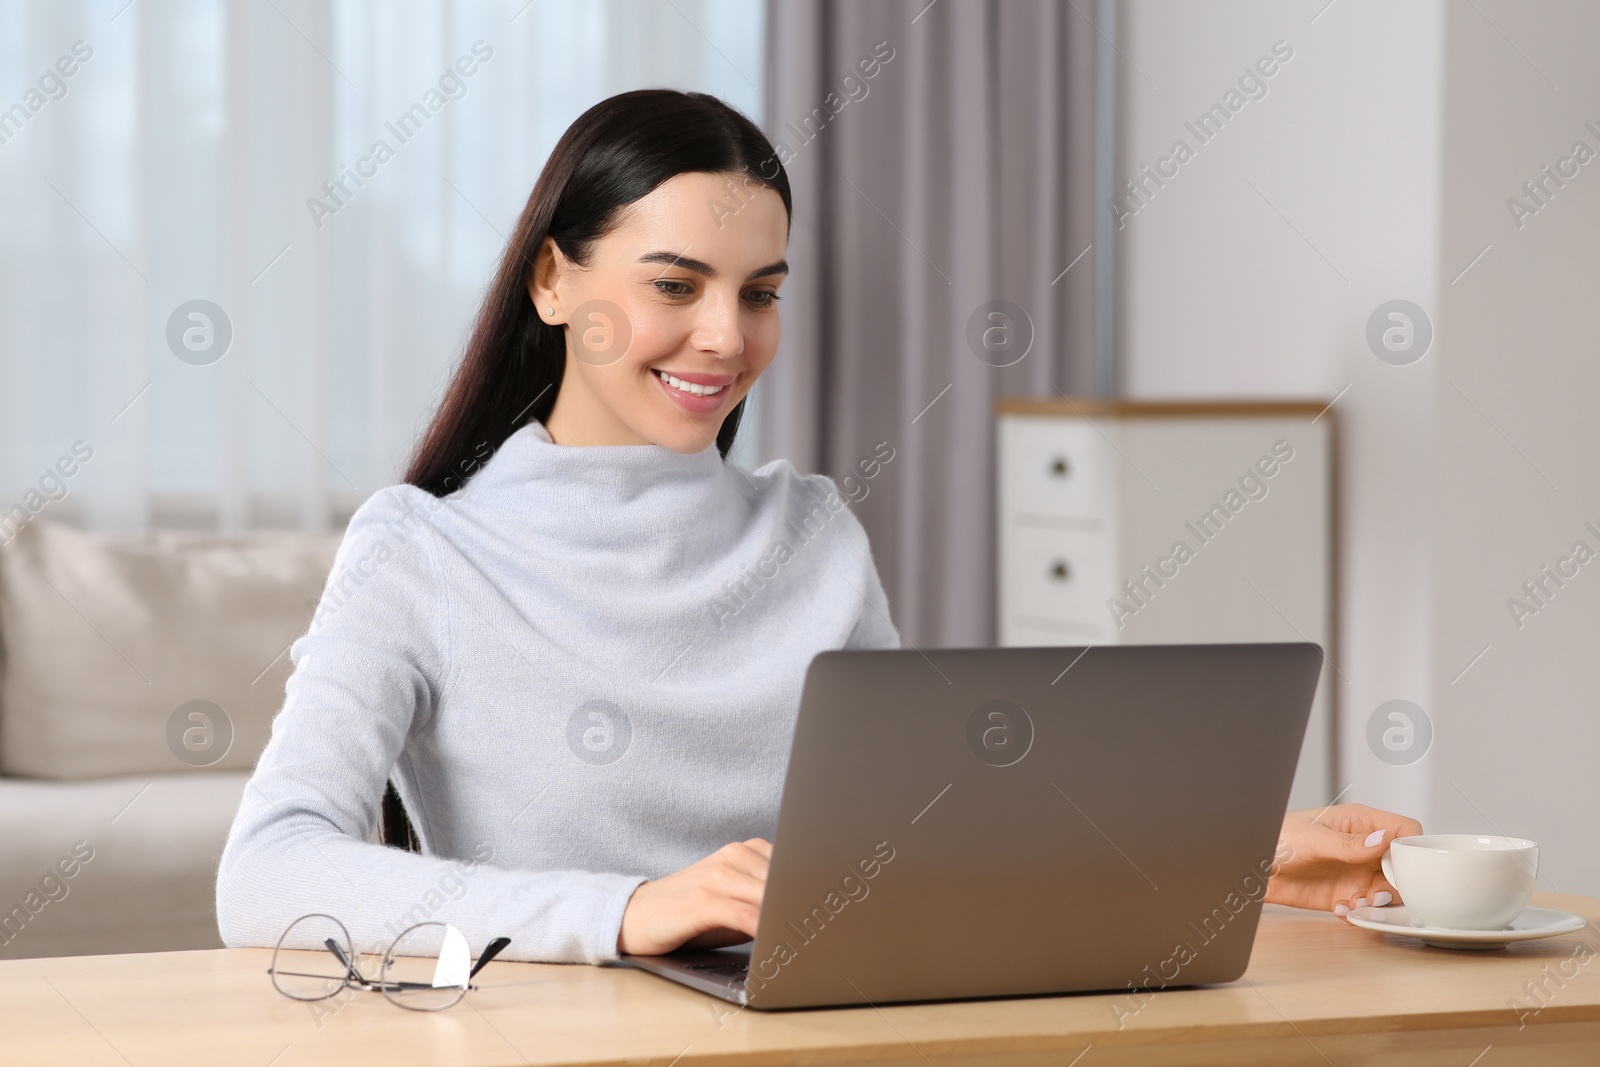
1380, 834, 1538, 930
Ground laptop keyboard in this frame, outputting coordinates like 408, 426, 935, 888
683, 956, 750, 982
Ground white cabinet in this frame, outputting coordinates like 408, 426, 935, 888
997, 400, 1335, 810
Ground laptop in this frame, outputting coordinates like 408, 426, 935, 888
620, 642, 1323, 1010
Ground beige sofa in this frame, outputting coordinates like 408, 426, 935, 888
0, 519, 341, 959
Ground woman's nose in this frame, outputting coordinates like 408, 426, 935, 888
690, 291, 744, 357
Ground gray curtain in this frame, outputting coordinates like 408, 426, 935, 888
760, 0, 1099, 648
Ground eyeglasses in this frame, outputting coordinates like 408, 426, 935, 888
268, 913, 511, 1011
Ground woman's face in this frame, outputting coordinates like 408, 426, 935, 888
532, 170, 789, 452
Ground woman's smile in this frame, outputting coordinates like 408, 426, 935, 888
651, 366, 736, 414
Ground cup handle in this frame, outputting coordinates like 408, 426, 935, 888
1379, 849, 1397, 901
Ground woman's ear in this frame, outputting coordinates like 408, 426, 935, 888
527, 237, 564, 325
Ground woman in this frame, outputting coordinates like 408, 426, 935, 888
216, 89, 1419, 965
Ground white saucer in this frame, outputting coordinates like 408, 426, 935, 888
1346, 905, 1587, 950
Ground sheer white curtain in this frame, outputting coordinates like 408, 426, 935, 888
0, 0, 765, 534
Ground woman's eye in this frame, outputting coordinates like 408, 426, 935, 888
653, 280, 780, 308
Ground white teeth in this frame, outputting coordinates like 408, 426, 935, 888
654, 369, 727, 397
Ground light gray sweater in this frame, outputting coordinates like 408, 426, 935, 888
216, 420, 899, 964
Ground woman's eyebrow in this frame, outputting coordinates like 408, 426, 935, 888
638, 250, 789, 280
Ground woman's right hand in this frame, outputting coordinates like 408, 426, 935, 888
617, 838, 772, 955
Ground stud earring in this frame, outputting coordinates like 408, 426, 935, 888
547, 307, 554, 316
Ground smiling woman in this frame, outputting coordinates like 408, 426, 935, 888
215, 89, 901, 966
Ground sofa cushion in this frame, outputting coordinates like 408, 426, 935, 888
0, 519, 342, 779
0, 772, 249, 958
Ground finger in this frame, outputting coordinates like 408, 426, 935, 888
1343, 869, 1403, 911
731, 842, 773, 883
1290, 815, 1377, 866
708, 849, 770, 905
1329, 804, 1423, 849
1362, 804, 1424, 841
710, 864, 769, 908
1364, 874, 1399, 907
1332, 897, 1353, 919
1327, 821, 1397, 865
676, 900, 762, 948
711, 895, 762, 938
718, 842, 772, 885
1345, 802, 1423, 839
743, 838, 774, 858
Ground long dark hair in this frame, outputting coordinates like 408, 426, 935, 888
381, 90, 791, 851
402, 88, 792, 498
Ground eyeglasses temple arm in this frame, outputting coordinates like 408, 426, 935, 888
325, 937, 365, 983
468, 936, 512, 979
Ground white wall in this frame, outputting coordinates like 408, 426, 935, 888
1116, 0, 1444, 835
1431, 1, 1600, 898
1118, 0, 1599, 894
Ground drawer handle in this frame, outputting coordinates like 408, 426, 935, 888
1048, 455, 1071, 479
1048, 559, 1072, 583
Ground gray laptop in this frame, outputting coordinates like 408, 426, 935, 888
620, 642, 1323, 1010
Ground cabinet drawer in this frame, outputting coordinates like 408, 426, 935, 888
999, 526, 1119, 637
999, 416, 1118, 522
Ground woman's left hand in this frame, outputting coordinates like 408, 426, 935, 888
1265, 803, 1424, 918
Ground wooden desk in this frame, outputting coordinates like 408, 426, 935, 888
4, 894, 1599, 1066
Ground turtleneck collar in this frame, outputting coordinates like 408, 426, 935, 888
458, 419, 728, 507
